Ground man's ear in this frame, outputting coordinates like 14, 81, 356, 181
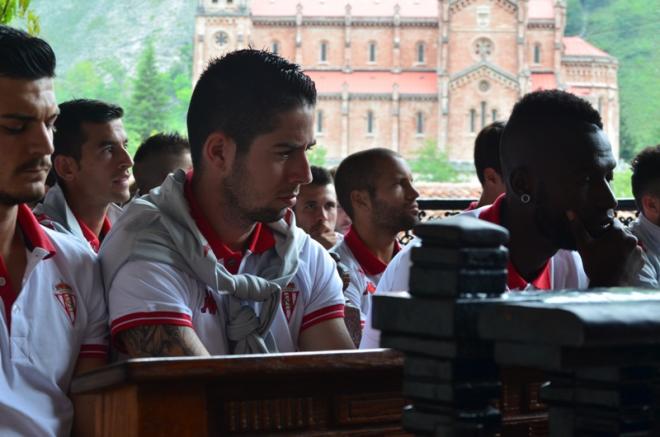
483, 168, 503, 188
509, 167, 533, 200
350, 190, 371, 216
641, 194, 660, 222
53, 155, 79, 183
202, 132, 237, 176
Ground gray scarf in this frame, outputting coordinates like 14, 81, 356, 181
99, 170, 307, 354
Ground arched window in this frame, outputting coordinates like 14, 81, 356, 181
367, 111, 375, 134
271, 40, 279, 55
416, 42, 426, 64
316, 110, 324, 133
469, 109, 476, 133
480, 101, 487, 128
368, 41, 377, 63
492, 108, 498, 122
534, 43, 541, 64
416, 112, 424, 135
320, 41, 328, 62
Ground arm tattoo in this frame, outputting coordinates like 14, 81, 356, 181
118, 325, 208, 358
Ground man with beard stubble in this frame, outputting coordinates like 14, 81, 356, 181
294, 165, 342, 250
101, 49, 354, 357
0, 26, 108, 436
331, 148, 420, 337
360, 89, 648, 348
34, 99, 132, 253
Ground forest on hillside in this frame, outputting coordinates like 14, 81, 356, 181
10, 0, 659, 164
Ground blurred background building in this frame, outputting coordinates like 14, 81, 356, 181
193, 0, 619, 164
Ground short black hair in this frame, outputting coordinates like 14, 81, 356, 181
134, 132, 190, 165
631, 145, 660, 206
500, 90, 603, 179
187, 49, 316, 170
310, 165, 333, 187
473, 121, 504, 185
0, 25, 55, 79
54, 99, 124, 162
334, 148, 400, 219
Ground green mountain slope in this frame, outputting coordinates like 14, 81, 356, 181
566, 0, 659, 159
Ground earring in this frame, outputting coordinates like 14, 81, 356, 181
520, 193, 531, 204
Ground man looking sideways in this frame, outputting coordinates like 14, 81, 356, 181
0, 25, 108, 436
101, 49, 354, 357
34, 99, 132, 252
332, 148, 420, 332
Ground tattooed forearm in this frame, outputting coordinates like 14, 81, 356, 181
118, 325, 210, 358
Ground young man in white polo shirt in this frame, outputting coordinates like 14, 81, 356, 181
33, 99, 132, 253
630, 145, 660, 287
360, 90, 648, 348
101, 49, 354, 357
293, 165, 342, 250
0, 26, 108, 436
331, 148, 420, 333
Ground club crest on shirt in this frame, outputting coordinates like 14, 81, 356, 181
364, 281, 377, 295
54, 282, 77, 325
281, 282, 299, 322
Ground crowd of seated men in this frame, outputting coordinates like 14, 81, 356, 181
0, 25, 658, 436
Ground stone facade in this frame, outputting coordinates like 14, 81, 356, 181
193, 0, 619, 163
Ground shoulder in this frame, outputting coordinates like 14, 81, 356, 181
44, 226, 96, 263
376, 237, 419, 293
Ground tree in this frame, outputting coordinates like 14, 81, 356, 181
125, 40, 169, 144
410, 141, 457, 182
1, 0, 39, 34
307, 145, 327, 167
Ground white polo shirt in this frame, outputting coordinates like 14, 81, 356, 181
0, 204, 108, 437
331, 226, 400, 326
108, 175, 345, 354
359, 195, 588, 349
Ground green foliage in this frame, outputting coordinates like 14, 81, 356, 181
410, 141, 458, 182
1, 0, 39, 34
566, 0, 660, 158
564, 0, 585, 36
307, 145, 327, 167
611, 168, 633, 199
125, 40, 170, 145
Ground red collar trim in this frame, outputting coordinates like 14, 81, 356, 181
17, 204, 56, 257
344, 225, 399, 276
465, 201, 479, 211
184, 170, 275, 273
75, 215, 111, 253
478, 194, 551, 290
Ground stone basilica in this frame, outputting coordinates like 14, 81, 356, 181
193, 0, 619, 163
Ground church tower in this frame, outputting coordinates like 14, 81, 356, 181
193, 0, 253, 81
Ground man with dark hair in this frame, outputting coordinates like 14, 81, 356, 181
0, 26, 107, 435
332, 147, 419, 334
471, 121, 506, 209
34, 99, 132, 252
133, 132, 192, 194
629, 145, 660, 286
361, 90, 648, 348
293, 165, 341, 249
101, 49, 354, 357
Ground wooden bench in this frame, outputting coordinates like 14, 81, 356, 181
71, 349, 408, 436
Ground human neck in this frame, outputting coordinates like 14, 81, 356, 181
351, 218, 398, 265
0, 204, 21, 259
499, 198, 558, 282
64, 189, 109, 237
192, 175, 256, 252
476, 188, 500, 208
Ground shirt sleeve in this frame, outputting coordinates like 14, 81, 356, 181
79, 258, 110, 359
107, 260, 195, 340
300, 241, 345, 332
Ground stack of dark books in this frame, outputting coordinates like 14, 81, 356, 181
372, 215, 509, 436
